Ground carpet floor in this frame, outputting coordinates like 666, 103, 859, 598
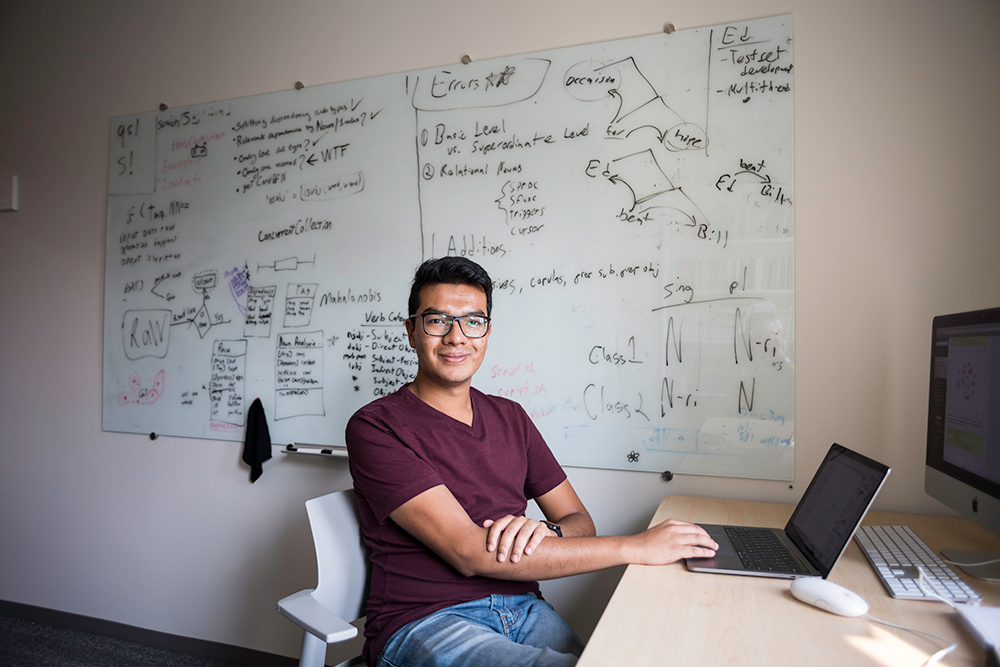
0, 615, 244, 667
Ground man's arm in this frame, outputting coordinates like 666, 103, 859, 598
483, 479, 596, 563
389, 483, 718, 581
536, 478, 596, 537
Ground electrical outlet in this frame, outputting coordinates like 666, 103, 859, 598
0, 175, 19, 211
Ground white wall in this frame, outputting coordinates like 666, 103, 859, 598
1, 0, 998, 659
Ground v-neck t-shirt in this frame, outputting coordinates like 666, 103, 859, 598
346, 385, 567, 664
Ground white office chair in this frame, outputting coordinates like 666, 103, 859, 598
279, 489, 370, 667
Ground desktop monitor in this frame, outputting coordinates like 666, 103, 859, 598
925, 306, 1000, 579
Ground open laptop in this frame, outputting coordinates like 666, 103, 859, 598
685, 443, 890, 579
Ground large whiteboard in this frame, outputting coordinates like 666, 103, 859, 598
104, 15, 795, 479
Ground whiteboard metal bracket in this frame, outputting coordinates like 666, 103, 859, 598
664, 23, 676, 34
661, 470, 674, 482
461, 55, 472, 65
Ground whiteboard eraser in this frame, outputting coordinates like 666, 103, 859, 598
0, 174, 18, 212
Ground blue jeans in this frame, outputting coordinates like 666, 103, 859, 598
375, 593, 583, 667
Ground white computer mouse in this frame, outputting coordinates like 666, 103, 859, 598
790, 577, 870, 617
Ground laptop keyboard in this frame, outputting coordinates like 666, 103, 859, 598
725, 526, 809, 574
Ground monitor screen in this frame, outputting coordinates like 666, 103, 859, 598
925, 306, 1000, 538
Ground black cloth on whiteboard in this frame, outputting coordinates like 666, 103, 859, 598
243, 398, 272, 482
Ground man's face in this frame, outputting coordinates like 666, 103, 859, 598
405, 282, 490, 391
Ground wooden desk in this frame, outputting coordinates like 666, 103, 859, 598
579, 496, 1000, 667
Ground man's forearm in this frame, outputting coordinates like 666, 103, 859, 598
461, 517, 717, 580
463, 532, 633, 581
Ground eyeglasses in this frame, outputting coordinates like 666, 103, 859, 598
410, 312, 491, 338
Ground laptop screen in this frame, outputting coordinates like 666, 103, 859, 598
785, 443, 891, 575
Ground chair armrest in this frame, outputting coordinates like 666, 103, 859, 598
278, 589, 359, 643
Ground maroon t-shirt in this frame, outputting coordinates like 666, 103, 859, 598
346, 386, 567, 665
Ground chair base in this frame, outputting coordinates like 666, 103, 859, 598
299, 630, 327, 667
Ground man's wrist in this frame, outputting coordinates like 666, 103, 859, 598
542, 520, 562, 537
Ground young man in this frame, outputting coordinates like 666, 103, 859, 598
346, 257, 717, 667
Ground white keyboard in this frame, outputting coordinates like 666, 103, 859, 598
854, 525, 982, 604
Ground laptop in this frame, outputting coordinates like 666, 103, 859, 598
685, 443, 890, 579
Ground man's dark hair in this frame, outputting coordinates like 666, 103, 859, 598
408, 256, 493, 317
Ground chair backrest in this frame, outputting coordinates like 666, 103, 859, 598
305, 488, 370, 622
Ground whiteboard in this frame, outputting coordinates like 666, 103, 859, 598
104, 15, 795, 480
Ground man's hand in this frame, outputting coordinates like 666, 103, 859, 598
629, 518, 718, 564
483, 515, 556, 563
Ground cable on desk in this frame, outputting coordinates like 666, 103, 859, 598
862, 615, 955, 666
860, 571, 959, 667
